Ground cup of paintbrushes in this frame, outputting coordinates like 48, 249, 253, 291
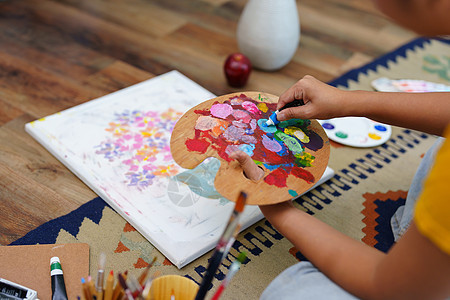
148, 275, 198, 300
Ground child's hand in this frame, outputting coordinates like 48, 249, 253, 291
229, 150, 296, 220
229, 151, 264, 181
276, 75, 349, 121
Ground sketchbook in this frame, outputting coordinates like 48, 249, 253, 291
25, 70, 335, 268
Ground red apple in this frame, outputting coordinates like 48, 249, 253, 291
224, 53, 252, 88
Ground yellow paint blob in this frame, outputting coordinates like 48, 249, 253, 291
257, 102, 269, 113
284, 126, 310, 143
368, 133, 381, 140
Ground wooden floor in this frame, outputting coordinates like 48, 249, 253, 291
0, 0, 417, 245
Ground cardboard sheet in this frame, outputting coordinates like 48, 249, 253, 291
0, 243, 89, 299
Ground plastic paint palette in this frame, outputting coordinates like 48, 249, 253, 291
319, 117, 391, 147
371, 77, 450, 92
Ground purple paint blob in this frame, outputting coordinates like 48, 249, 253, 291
302, 131, 324, 151
210, 103, 233, 119
322, 122, 335, 130
262, 135, 283, 153
223, 125, 246, 142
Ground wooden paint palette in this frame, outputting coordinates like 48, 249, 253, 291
170, 92, 330, 205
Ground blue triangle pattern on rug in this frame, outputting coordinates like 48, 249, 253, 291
10, 197, 109, 245
373, 198, 406, 253
328, 37, 450, 88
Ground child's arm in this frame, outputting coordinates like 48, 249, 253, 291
276, 75, 450, 136
231, 151, 450, 299
260, 203, 450, 300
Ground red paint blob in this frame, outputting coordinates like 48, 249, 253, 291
264, 168, 288, 187
185, 138, 210, 154
291, 166, 315, 183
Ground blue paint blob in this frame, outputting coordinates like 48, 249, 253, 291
173, 158, 224, 200
258, 119, 278, 133
263, 162, 294, 171
288, 189, 299, 197
374, 125, 387, 132
322, 122, 335, 130
238, 144, 255, 156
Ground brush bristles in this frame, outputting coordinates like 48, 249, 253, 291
98, 252, 106, 269
234, 191, 247, 212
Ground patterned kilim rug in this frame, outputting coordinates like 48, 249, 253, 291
11, 37, 450, 299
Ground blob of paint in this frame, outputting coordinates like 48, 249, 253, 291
285, 126, 310, 143
257, 119, 278, 133
335, 131, 348, 139
210, 103, 233, 119
288, 189, 299, 197
322, 122, 335, 130
264, 168, 289, 187
262, 135, 283, 153
374, 125, 387, 132
275, 131, 304, 154
368, 133, 382, 140
185, 138, 210, 153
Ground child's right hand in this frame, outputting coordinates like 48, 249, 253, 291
276, 75, 350, 122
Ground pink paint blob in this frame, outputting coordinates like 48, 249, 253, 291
232, 109, 251, 123
242, 101, 261, 116
210, 103, 233, 119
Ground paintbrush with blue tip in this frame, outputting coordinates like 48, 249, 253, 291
265, 98, 305, 126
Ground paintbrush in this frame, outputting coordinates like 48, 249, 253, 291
211, 252, 247, 300
118, 272, 134, 300
95, 252, 106, 300
194, 191, 247, 300
138, 256, 157, 285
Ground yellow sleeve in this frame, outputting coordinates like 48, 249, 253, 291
414, 125, 450, 255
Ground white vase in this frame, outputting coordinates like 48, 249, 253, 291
237, 0, 300, 71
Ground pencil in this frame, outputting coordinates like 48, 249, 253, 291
211, 252, 247, 300
87, 275, 96, 298
194, 191, 247, 300
81, 277, 93, 300
104, 270, 114, 300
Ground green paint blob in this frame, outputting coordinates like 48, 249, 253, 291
335, 131, 348, 139
278, 119, 310, 129
275, 131, 304, 154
